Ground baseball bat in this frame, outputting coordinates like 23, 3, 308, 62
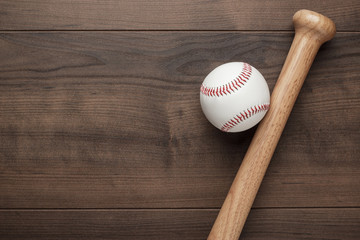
208, 9, 336, 240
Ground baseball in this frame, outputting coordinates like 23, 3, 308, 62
200, 62, 270, 132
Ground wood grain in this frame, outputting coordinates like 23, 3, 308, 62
0, 0, 359, 31
0, 208, 359, 240
0, 32, 359, 209
208, 10, 337, 239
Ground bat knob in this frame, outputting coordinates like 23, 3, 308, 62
293, 9, 336, 44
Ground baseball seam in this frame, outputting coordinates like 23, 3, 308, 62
221, 103, 270, 132
200, 63, 252, 97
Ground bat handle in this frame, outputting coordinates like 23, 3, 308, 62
208, 10, 335, 240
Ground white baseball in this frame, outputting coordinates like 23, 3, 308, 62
200, 62, 270, 132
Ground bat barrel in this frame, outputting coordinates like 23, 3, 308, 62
208, 10, 335, 240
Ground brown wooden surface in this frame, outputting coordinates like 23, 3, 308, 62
1, 209, 359, 240
0, 32, 359, 209
0, 0, 359, 31
0, 1, 359, 239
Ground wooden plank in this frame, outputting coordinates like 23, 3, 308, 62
0, 0, 359, 31
0, 208, 359, 240
0, 32, 359, 208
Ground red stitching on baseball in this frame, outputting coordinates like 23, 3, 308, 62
200, 63, 253, 97
220, 103, 270, 132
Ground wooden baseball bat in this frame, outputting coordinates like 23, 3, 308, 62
208, 9, 336, 240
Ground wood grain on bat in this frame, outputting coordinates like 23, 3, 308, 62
208, 10, 336, 240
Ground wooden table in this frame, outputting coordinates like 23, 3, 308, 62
0, 1, 359, 239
